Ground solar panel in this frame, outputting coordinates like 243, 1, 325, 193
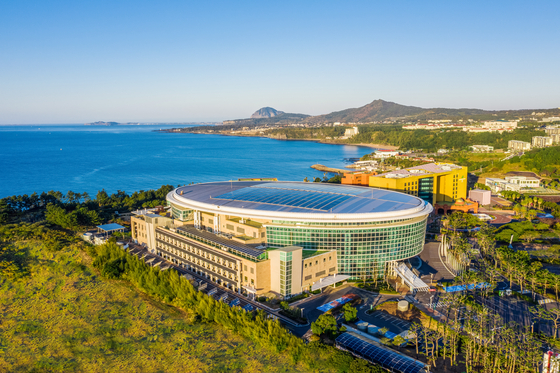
335, 333, 426, 373
243, 304, 254, 312
257, 182, 368, 196
213, 186, 354, 212
177, 226, 263, 258
229, 298, 241, 307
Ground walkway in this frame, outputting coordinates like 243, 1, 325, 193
418, 242, 455, 282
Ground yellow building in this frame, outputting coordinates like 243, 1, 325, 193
368, 163, 468, 207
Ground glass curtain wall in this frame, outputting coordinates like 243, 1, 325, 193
279, 251, 293, 296
267, 218, 427, 277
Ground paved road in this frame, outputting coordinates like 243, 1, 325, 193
286, 284, 401, 337
418, 241, 455, 282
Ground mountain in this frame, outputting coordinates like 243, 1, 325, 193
223, 110, 310, 126
305, 99, 503, 123
251, 107, 285, 119
220, 99, 560, 126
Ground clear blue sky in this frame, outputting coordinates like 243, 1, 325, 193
1, 0, 559, 124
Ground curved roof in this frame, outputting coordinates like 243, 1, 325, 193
167, 181, 432, 223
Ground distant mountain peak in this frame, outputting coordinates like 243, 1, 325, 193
251, 107, 285, 119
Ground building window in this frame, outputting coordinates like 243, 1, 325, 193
250, 267, 254, 274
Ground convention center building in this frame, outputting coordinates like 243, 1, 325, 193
131, 181, 432, 297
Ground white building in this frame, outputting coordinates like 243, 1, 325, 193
532, 136, 554, 148
504, 176, 540, 188
545, 126, 560, 136
470, 145, 494, 153
485, 178, 520, 193
508, 140, 532, 152
344, 126, 359, 137
373, 150, 400, 159
483, 120, 518, 128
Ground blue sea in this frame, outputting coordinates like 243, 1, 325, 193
0, 125, 374, 198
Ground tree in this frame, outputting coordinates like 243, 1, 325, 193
342, 303, 357, 322
310, 314, 337, 337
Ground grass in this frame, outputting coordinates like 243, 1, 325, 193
227, 218, 263, 228
302, 250, 328, 259
0, 241, 309, 373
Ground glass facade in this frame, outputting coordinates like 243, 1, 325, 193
418, 177, 434, 205
171, 204, 193, 221
266, 218, 427, 278
279, 251, 293, 296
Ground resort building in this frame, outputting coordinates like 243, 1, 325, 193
544, 125, 560, 133
508, 140, 532, 152
532, 136, 554, 148
341, 171, 376, 186
373, 150, 400, 159
368, 163, 467, 204
504, 176, 540, 188
485, 178, 521, 193
342, 163, 475, 215
132, 181, 432, 297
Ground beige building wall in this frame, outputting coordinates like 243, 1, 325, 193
198, 212, 268, 244
302, 251, 337, 289
131, 214, 172, 250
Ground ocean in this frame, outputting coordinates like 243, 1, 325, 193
0, 125, 374, 198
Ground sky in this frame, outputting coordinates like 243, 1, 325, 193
1, 0, 559, 124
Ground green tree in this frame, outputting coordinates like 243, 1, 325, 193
310, 314, 337, 337
342, 303, 357, 322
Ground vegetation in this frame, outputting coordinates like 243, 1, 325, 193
0, 228, 309, 372
342, 303, 357, 323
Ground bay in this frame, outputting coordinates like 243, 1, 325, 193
0, 125, 373, 198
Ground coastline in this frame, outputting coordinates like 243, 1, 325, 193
160, 129, 399, 151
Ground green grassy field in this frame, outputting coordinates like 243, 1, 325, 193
0, 240, 308, 373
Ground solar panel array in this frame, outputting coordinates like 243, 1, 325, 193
213, 184, 358, 212
178, 226, 263, 258
335, 333, 426, 373
257, 182, 367, 196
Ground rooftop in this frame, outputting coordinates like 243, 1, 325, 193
168, 181, 428, 219
373, 163, 463, 179
96, 223, 125, 232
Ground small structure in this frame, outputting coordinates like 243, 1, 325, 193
394, 263, 429, 292
356, 321, 369, 331
97, 223, 126, 235
468, 189, 491, 205
397, 300, 409, 312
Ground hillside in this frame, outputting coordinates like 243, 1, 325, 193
0, 226, 310, 373
223, 99, 560, 125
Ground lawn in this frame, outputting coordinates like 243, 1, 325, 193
0, 240, 307, 373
